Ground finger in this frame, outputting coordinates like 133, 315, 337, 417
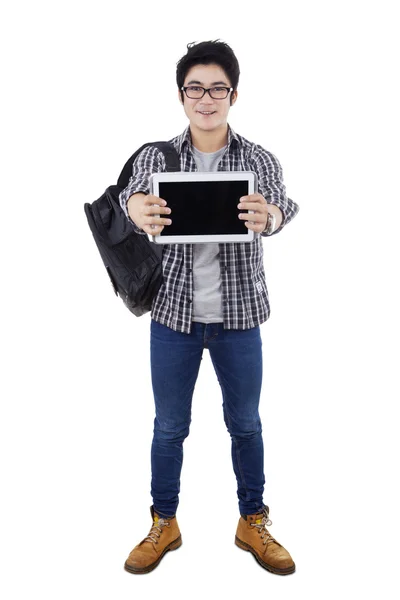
146, 196, 167, 206
147, 216, 172, 226
238, 212, 262, 222
147, 205, 172, 215
240, 194, 264, 203
238, 202, 265, 211
244, 221, 264, 232
145, 224, 165, 234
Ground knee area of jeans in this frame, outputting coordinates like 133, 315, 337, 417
228, 423, 263, 440
153, 423, 191, 442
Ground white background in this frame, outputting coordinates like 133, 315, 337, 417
1, 0, 399, 598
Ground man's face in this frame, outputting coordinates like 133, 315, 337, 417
178, 63, 237, 133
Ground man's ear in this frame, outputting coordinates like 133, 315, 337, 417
231, 90, 238, 106
178, 89, 184, 105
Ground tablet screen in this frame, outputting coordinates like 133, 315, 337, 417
158, 180, 249, 236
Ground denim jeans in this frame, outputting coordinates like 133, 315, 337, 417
149, 318, 266, 518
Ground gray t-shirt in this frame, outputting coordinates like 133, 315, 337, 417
190, 144, 227, 323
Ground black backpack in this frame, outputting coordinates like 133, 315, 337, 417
84, 142, 180, 317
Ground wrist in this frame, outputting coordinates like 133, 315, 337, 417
127, 192, 146, 221
263, 204, 283, 234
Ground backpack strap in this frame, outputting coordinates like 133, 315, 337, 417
117, 141, 180, 189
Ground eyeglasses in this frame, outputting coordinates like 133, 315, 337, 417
181, 86, 233, 99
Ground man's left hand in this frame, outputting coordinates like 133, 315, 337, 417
237, 193, 270, 233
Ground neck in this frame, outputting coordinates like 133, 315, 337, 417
189, 123, 229, 153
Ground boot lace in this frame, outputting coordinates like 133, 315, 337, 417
144, 517, 171, 544
250, 507, 276, 546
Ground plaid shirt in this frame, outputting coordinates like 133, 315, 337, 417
119, 124, 300, 334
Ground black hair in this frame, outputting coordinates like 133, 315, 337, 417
176, 40, 240, 106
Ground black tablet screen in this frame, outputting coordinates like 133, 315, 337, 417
158, 180, 249, 236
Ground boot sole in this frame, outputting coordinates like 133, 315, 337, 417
124, 535, 182, 574
235, 535, 296, 575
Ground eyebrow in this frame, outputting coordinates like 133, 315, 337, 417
186, 80, 229, 86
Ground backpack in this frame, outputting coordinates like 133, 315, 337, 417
84, 142, 180, 317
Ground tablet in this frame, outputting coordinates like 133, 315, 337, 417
148, 171, 258, 244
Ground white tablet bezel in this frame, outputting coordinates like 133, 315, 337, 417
148, 171, 258, 244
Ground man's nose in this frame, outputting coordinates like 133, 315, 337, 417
199, 93, 214, 103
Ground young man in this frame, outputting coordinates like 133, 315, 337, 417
119, 40, 299, 575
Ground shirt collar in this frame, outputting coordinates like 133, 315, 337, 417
177, 123, 240, 154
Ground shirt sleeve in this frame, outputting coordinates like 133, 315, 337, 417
118, 145, 166, 235
249, 144, 300, 237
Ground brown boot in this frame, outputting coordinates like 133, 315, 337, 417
235, 505, 295, 575
124, 505, 182, 574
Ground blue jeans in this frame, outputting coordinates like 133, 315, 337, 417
150, 319, 266, 518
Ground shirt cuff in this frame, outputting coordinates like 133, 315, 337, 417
120, 187, 149, 235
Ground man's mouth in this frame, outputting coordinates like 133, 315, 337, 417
197, 111, 216, 116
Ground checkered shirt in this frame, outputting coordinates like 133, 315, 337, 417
119, 124, 300, 333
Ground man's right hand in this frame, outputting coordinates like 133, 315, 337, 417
127, 193, 172, 235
